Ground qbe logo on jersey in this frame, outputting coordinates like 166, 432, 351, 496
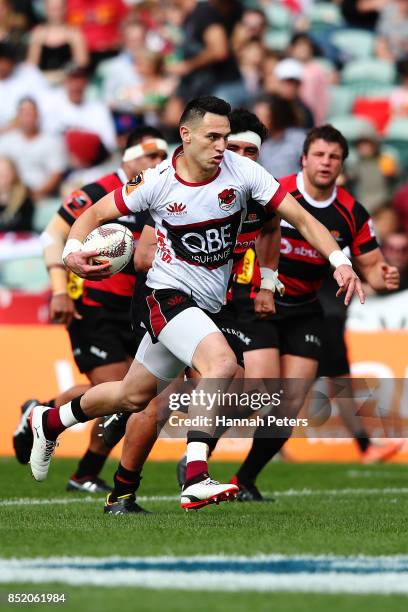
162, 210, 242, 269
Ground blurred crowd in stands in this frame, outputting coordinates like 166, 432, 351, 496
0, 0, 407, 314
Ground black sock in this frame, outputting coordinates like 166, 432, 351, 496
354, 431, 370, 453
236, 437, 288, 485
72, 450, 107, 480
111, 463, 142, 501
71, 394, 89, 422
44, 399, 55, 408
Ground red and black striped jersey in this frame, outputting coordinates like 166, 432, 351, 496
233, 198, 276, 266
276, 173, 378, 304
58, 169, 151, 310
230, 173, 378, 308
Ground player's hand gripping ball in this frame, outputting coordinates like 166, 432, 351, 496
83, 223, 134, 276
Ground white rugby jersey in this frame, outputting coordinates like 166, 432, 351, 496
114, 147, 286, 312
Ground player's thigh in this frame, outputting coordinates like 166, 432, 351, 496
157, 306, 233, 372
135, 331, 185, 382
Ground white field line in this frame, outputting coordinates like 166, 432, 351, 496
2, 556, 408, 594
2, 487, 408, 507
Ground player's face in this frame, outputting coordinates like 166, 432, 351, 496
135, 151, 167, 173
126, 137, 167, 176
186, 113, 230, 172
227, 139, 259, 161
302, 139, 343, 189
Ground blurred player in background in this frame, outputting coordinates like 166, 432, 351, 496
225, 125, 400, 500
313, 273, 403, 465
13, 126, 167, 493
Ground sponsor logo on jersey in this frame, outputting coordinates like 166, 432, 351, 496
280, 238, 293, 254
166, 202, 187, 216
157, 227, 172, 263
90, 345, 108, 359
368, 218, 377, 238
305, 334, 321, 346
163, 210, 241, 269
280, 238, 320, 259
63, 190, 93, 218
218, 188, 237, 211
125, 172, 144, 195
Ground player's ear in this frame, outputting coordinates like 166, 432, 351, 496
180, 125, 191, 144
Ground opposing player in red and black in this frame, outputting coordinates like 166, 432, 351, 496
13, 127, 168, 495
229, 124, 400, 497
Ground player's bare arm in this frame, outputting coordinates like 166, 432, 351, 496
134, 224, 156, 272
42, 214, 81, 326
254, 216, 282, 318
63, 192, 120, 279
354, 248, 400, 291
277, 192, 365, 305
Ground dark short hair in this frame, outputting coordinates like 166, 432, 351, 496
229, 108, 268, 143
302, 124, 349, 161
125, 126, 164, 149
179, 96, 231, 127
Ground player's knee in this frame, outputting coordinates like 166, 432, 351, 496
118, 383, 151, 413
205, 353, 238, 379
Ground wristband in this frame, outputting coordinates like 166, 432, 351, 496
260, 267, 285, 296
329, 250, 352, 268
62, 238, 82, 263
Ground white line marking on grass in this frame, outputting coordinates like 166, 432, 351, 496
2, 556, 408, 594
264, 487, 408, 497
346, 470, 401, 479
2, 487, 408, 507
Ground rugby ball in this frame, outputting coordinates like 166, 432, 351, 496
83, 223, 134, 276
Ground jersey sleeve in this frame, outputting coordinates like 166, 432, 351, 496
57, 183, 106, 226
350, 201, 379, 256
113, 170, 153, 215
245, 159, 287, 214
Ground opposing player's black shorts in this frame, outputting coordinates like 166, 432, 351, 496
317, 314, 350, 377
132, 286, 246, 366
227, 291, 323, 361
68, 299, 144, 374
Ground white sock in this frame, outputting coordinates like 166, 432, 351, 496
186, 441, 208, 463
59, 402, 80, 428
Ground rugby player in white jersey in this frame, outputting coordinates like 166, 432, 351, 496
29, 96, 365, 510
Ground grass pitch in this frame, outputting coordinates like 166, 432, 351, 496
1, 457, 407, 611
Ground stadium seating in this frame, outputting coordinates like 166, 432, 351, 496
32, 198, 60, 233
383, 118, 408, 173
328, 115, 377, 142
308, 3, 344, 33
264, 2, 292, 30
331, 29, 375, 60
342, 59, 396, 95
0, 257, 49, 292
327, 85, 357, 119
265, 28, 291, 51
